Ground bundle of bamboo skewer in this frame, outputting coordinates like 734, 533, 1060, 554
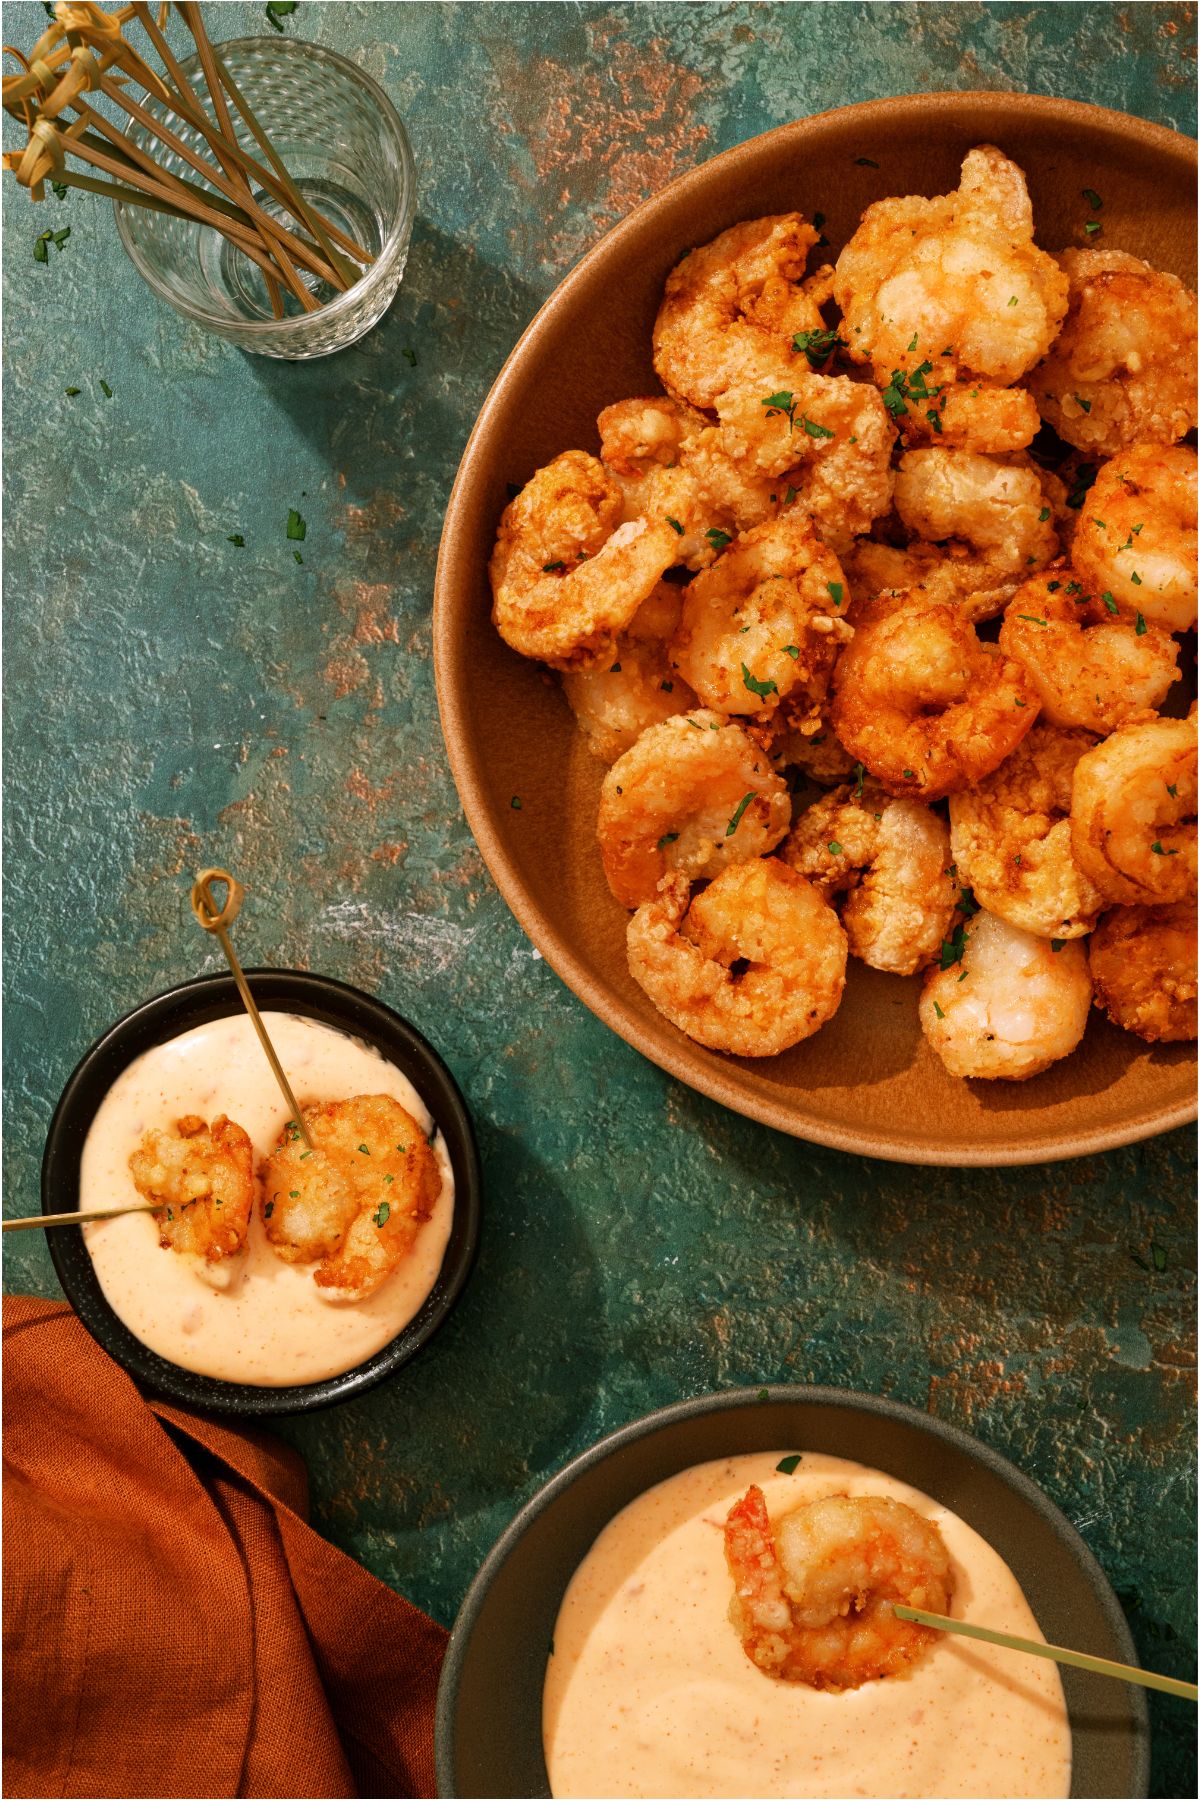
2, 1, 373, 316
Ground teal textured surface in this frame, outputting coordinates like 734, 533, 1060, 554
2, 4, 1196, 1793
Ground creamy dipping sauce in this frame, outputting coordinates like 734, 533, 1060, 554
81, 1012, 455, 1385
544, 1452, 1071, 1799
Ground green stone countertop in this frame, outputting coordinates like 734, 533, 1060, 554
3, 2, 1196, 1792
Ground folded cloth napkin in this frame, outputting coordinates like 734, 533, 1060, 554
3, 1296, 447, 1800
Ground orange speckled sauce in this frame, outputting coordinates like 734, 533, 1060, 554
544, 1453, 1071, 1799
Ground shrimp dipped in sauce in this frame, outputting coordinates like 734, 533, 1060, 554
260, 1093, 440, 1301
128, 1113, 254, 1288
723, 1485, 953, 1690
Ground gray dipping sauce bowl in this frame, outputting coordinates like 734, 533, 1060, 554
437, 1387, 1148, 1799
44, 970, 481, 1415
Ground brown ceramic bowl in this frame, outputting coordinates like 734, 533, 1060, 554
434, 91, 1198, 1166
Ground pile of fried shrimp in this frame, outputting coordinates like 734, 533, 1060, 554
489, 145, 1198, 1078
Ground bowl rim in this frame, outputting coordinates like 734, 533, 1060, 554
112, 34, 417, 338
433, 90, 1198, 1167
435, 1381, 1150, 1799
41, 968, 482, 1415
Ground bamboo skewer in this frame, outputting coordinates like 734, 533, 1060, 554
189, 867, 315, 1152
893, 1605, 1198, 1702
2, 1203, 166, 1233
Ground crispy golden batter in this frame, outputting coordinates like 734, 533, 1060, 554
920, 910, 1093, 1080
1028, 249, 1198, 456
998, 566, 1180, 734
1089, 903, 1198, 1043
129, 1114, 253, 1266
949, 725, 1104, 938
490, 449, 678, 667
626, 861, 847, 1056
1072, 444, 1198, 632
562, 584, 697, 764
782, 781, 959, 974
724, 1486, 952, 1690
831, 595, 1038, 800
260, 1094, 440, 1300
1070, 713, 1198, 906
893, 448, 1059, 577
597, 710, 790, 908
843, 539, 1017, 623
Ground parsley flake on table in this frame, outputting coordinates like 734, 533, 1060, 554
227, 533, 245, 546
742, 663, 777, 699
726, 791, 756, 836
286, 507, 307, 541
99, 379, 113, 397
776, 1454, 803, 1475
265, 1, 298, 29
64, 386, 81, 396
51, 180, 68, 201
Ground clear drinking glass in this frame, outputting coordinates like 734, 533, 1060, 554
113, 36, 416, 359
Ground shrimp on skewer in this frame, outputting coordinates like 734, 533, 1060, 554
782, 779, 959, 975
626, 862, 847, 1056
490, 449, 679, 667
1070, 713, 1198, 906
129, 1114, 254, 1287
920, 909, 1093, 1080
1027, 249, 1198, 456
723, 1485, 953, 1690
261, 1094, 441, 1301
1089, 903, 1198, 1044
597, 710, 790, 908
1071, 444, 1198, 632
998, 566, 1180, 734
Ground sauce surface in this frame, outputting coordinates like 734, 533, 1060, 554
81, 1012, 455, 1384
544, 1452, 1071, 1799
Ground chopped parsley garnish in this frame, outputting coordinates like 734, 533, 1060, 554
293, 551, 303, 564
741, 663, 777, 698
1038, 506, 1050, 522
609, 661, 621, 672
358, 1143, 370, 1154
227, 532, 245, 546
828, 840, 843, 855
510, 795, 522, 809
854, 156, 879, 167
372, 1201, 391, 1228
657, 832, 679, 849
1073, 393, 1092, 414
906, 333, 919, 352
705, 527, 732, 551
289, 1189, 299, 1198
800, 414, 835, 439
776, 1454, 803, 1475
756, 1387, 770, 1402
853, 762, 865, 801
286, 508, 306, 541
1151, 842, 1178, 856
65, 386, 81, 396
1082, 187, 1103, 210
1065, 464, 1098, 508
264, 1201, 274, 1218
939, 924, 969, 969
783, 643, 800, 658
1151, 1243, 1168, 1273
51, 179, 68, 200
784, 485, 798, 505
1051, 939, 1066, 952
902, 768, 916, 780
1007, 295, 1018, 306
827, 581, 844, 607
660, 680, 674, 692
666, 515, 684, 534
266, 1, 298, 29
1135, 612, 1147, 635
99, 379, 113, 398
1017, 614, 1047, 626
761, 390, 798, 430
1130, 572, 1142, 586
1100, 592, 1118, 615
1084, 221, 1102, 236
542, 560, 566, 572
926, 408, 942, 432
726, 791, 756, 836
959, 888, 981, 918
384, 1173, 394, 1184
33, 225, 70, 263
1167, 783, 1178, 797
933, 1001, 945, 1019
792, 327, 846, 367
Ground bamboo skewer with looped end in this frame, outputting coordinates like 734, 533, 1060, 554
892, 1605, 1198, 1702
189, 866, 314, 1151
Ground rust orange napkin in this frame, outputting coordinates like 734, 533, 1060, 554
3, 1296, 447, 1799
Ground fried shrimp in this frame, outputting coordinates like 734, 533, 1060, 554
490, 449, 679, 666
562, 584, 697, 763
652, 213, 830, 412
949, 725, 1105, 938
129, 1114, 253, 1282
598, 710, 791, 908
626, 862, 847, 1056
260, 1094, 440, 1300
1089, 903, 1198, 1043
893, 449, 1059, 577
920, 909, 1093, 1079
669, 510, 852, 725
843, 539, 1017, 623
831, 596, 1038, 800
782, 780, 959, 974
1027, 249, 1199, 456
998, 567, 1181, 734
723, 1486, 952, 1691
764, 716, 859, 786
834, 146, 1068, 450
1071, 445, 1198, 632
1070, 713, 1197, 906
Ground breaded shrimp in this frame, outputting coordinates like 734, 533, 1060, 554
626, 862, 847, 1056
831, 595, 1038, 800
597, 710, 791, 908
843, 538, 1018, 623
562, 584, 697, 764
998, 566, 1180, 734
490, 449, 679, 666
260, 1094, 440, 1300
762, 714, 859, 786
1071, 445, 1198, 631
834, 146, 1069, 450
782, 779, 959, 974
669, 509, 852, 725
949, 725, 1105, 938
128, 1114, 254, 1283
1070, 713, 1197, 906
1027, 249, 1198, 456
598, 393, 781, 554
920, 909, 1093, 1080
893, 448, 1060, 578
652, 214, 831, 412
724, 1486, 952, 1691
1089, 903, 1198, 1043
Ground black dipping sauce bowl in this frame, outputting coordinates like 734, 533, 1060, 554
42, 970, 482, 1415
436, 1387, 1149, 1799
